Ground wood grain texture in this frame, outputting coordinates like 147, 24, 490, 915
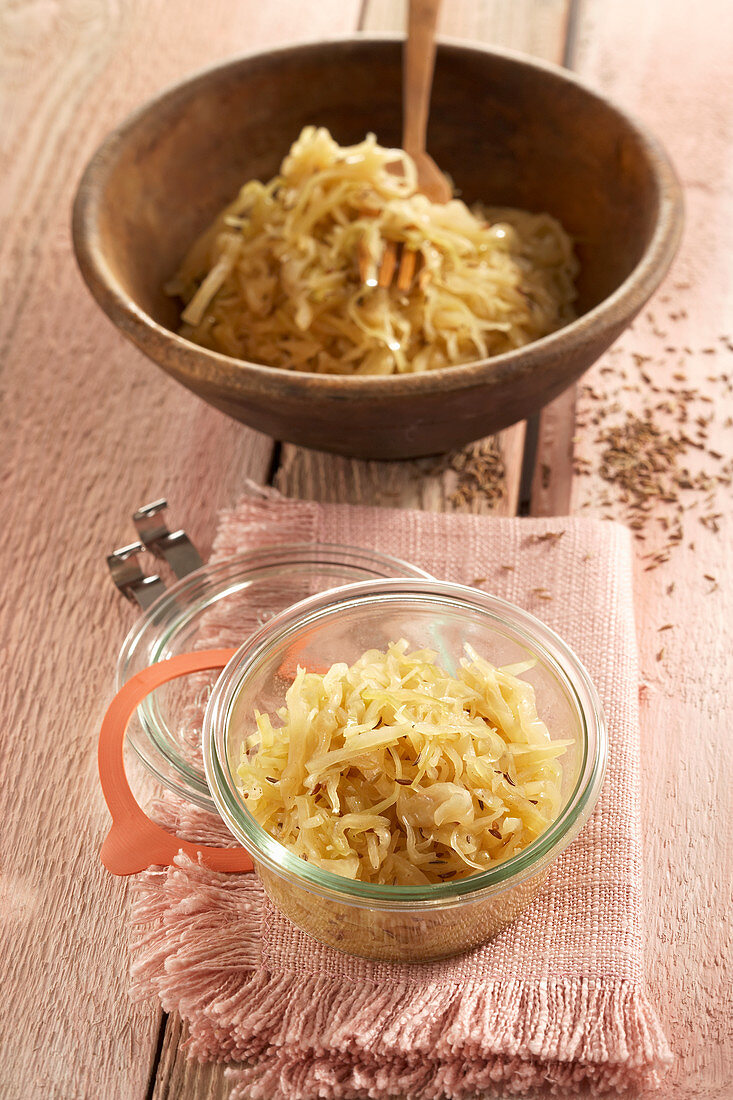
567, 1, 733, 1095
0, 2, 359, 1099
274, 422, 525, 516
529, 385, 577, 517
361, 0, 571, 57
1, 0, 730, 1098
151, 1015, 229, 1100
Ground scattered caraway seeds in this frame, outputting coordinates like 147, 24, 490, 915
656, 647, 665, 662
527, 530, 566, 545
574, 339, 732, 571
657, 623, 674, 632
431, 438, 506, 510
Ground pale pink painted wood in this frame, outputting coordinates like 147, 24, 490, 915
361, 0, 571, 58
1, 0, 730, 1098
0, 3, 360, 1099
530, 384, 577, 517
274, 422, 526, 516
152, 1014, 229, 1100
565, 1, 733, 1096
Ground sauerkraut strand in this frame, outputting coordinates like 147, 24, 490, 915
168, 127, 578, 375
237, 640, 570, 884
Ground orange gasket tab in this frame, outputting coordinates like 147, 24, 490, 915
98, 648, 253, 875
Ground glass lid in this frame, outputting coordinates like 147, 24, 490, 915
117, 544, 432, 809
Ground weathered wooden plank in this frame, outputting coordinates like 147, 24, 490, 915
361, 0, 571, 57
552, 1, 733, 1095
0, 2, 360, 1099
529, 384, 577, 516
274, 0, 570, 513
7, 0, 727, 1097
152, 1016, 230, 1100
274, 424, 524, 516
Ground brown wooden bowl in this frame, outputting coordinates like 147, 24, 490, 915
72, 38, 683, 460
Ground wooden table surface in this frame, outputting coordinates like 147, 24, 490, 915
1, 1, 731, 1098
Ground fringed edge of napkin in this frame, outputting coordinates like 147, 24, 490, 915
130, 854, 672, 1100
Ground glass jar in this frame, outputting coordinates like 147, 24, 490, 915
203, 578, 606, 962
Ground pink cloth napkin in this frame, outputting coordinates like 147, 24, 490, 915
130, 491, 672, 1099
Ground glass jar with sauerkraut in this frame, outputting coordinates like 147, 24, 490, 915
203, 578, 606, 963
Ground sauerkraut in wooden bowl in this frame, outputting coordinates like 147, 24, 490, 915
167, 126, 579, 377
203, 578, 607, 962
73, 38, 682, 458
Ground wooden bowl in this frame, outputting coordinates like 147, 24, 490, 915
72, 38, 683, 460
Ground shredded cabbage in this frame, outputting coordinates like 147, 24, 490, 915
168, 126, 578, 375
237, 640, 570, 884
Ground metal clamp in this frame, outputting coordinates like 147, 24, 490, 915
107, 542, 167, 610
108, 500, 203, 611
132, 499, 203, 579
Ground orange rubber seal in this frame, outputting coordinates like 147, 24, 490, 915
98, 648, 254, 876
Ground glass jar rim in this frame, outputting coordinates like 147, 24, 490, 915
203, 577, 607, 908
116, 543, 433, 807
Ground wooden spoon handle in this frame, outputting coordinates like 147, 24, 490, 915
402, 0, 443, 159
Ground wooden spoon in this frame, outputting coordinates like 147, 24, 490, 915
403, 0, 452, 203
357, 0, 450, 288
